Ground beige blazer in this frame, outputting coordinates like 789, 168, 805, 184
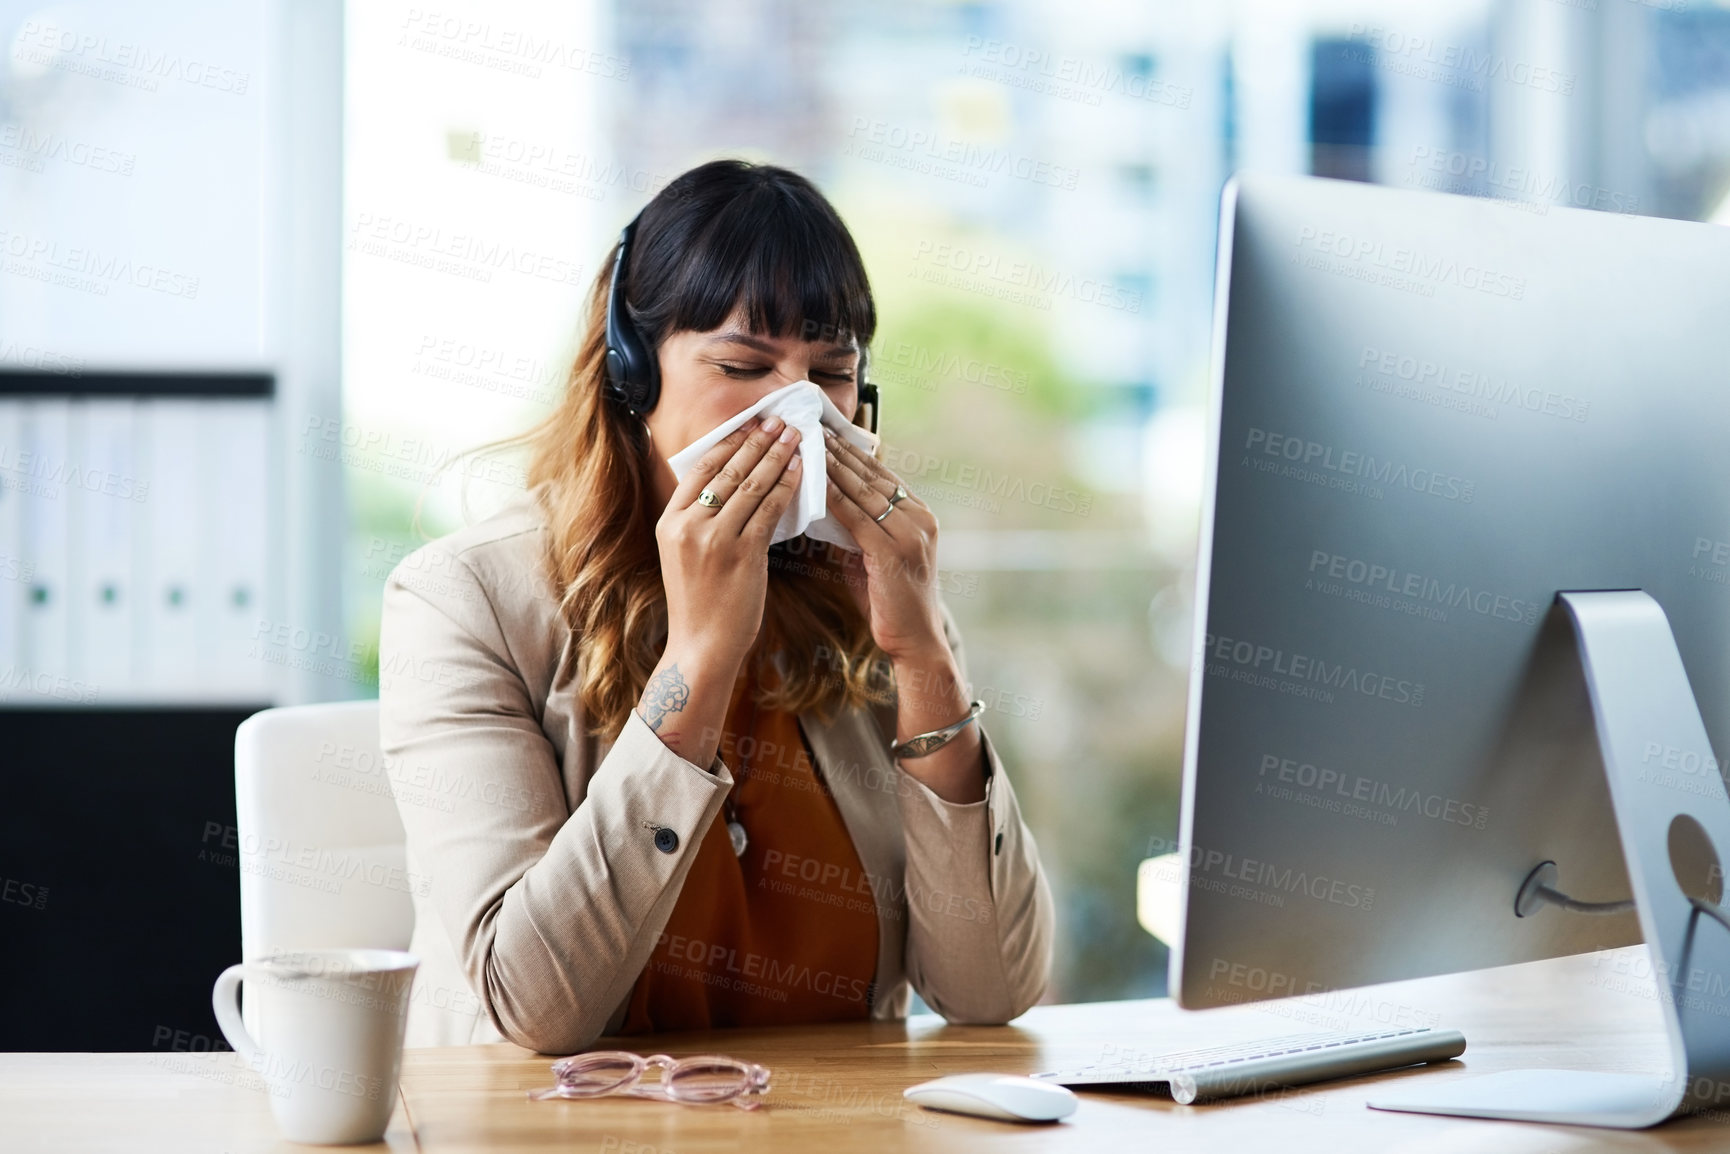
377, 488, 1054, 1053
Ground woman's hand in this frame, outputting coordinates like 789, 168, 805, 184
638, 414, 802, 768
820, 427, 947, 661
822, 428, 984, 804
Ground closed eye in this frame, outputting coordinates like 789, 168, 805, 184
715, 363, 855, 382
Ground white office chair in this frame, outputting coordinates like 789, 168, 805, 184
233, 700, 415, 978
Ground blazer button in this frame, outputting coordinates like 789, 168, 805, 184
653, 827, 679, 854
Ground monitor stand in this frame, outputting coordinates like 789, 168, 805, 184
1367, 590, 1730, 1127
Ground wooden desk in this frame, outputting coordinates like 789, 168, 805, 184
8, 947, 1730, 1152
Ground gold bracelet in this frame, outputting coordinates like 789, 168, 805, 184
889, 700, 986, 759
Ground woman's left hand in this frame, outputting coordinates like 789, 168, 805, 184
824, 426, 986, 805
821, 427, 949, 662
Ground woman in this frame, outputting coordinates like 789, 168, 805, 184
378, 158, 1054, 1053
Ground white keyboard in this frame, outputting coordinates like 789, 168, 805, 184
1032, 1026, 1467, 1104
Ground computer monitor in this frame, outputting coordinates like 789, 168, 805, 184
1171, 172, 1730, 1125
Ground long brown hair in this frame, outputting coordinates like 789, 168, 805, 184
484, 160, 893, 740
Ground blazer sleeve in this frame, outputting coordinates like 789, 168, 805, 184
896, 600, 1055, 1023
377, 544, 733, 1054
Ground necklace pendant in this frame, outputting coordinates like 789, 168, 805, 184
726, 819, 749, 858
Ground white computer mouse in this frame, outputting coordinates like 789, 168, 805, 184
902, 1073, 1078, 1123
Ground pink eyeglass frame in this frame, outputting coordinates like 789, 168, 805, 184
527, 1050, 773, 1110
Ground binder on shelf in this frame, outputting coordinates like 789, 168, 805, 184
140, 400, 202, 695
16, 400, 71, 701
0, 371, 276, 707
72, 398, 139, 697
0, 401, 21, 678
202, 400, 273, 700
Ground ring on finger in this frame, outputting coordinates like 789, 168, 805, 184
697, 488, 726, 509
873, 497, 895, 524
888, 484, 909, 506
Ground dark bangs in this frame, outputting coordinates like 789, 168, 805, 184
624, 159, 875, 351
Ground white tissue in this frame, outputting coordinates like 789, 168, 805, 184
665, 380, 881, 552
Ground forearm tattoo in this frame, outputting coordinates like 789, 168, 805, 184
640, 663, 691, 732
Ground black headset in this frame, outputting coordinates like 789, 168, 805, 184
603, 216, 659, 416
603, 213, 880, 434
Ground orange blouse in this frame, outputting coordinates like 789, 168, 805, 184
620, 659, 881, 1032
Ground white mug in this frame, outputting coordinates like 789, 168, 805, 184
212, 948, 418, 1145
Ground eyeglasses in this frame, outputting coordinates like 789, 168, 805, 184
527, 1050, 772, 1110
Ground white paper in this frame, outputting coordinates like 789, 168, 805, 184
665, 380, 881, 552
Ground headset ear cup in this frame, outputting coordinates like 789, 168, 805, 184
630, 338, 659, 413
608, 328, 656, 413
604, 348, 627, 403
604, 215, 659, 414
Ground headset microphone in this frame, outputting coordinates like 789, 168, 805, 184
855, 348, 879, 436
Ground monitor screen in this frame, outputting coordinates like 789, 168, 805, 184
1173, 172, 1730, 1008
